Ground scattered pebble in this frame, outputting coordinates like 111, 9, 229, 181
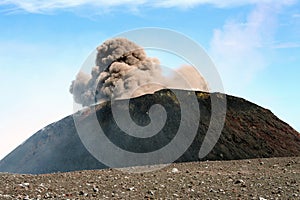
171, 168, 179, 173
259, 197, 267, 200
234, 179, 245, 184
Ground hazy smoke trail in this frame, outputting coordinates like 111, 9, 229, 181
70, 38, 208, 106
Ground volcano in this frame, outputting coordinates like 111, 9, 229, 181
0, 89, 299, 174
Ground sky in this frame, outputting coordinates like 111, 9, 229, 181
0, 0, 300, 159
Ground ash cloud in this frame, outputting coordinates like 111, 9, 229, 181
70, 38, 208, 107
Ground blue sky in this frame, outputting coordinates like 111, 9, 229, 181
0, 0, 300, 159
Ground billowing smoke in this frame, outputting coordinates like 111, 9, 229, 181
169, 65, 209, 92
70, 38, 208, 107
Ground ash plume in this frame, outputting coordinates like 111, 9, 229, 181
70, 38, 208, 107
169, 65, 209, 92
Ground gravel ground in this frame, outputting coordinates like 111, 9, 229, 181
0, 157, 299, 199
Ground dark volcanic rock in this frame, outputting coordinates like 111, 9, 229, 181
0, 89, 299, 174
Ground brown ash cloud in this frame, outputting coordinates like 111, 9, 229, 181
70, 38, 208, 107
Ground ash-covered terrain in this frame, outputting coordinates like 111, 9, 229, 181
0, 157, 299, 199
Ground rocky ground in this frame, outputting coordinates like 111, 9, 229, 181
0, 157, 299, 199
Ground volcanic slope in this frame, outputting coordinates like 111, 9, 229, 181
0, 89, 299, 174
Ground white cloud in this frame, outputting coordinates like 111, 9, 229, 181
292, 13, 300, 18
0, 0, 146, 13
154, 0, 295, 9
272, 42, 300, 49
209, 2, 292, 94
0, 0, 296, 13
